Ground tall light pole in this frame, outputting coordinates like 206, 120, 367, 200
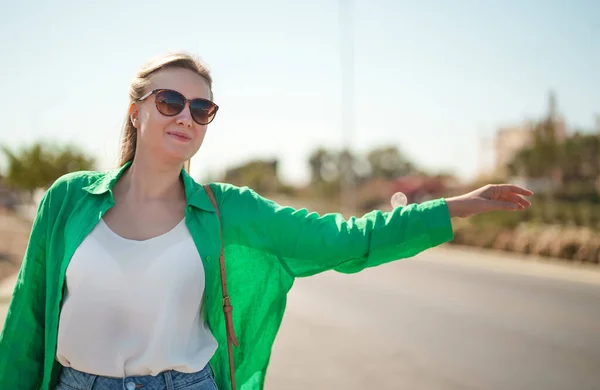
339, 0, 356, 214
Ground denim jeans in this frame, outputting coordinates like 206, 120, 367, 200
55, 364, 219, 390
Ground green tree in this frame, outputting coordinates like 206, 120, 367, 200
507, 119, 563, 178
1, 141, 95, 199
560, 132, 600, 201
367, 146, 416, 179
223, 159, 281, 194
507, 119, 600, 202
308, 147, 340, 183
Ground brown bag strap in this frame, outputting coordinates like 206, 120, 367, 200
203, 184, 239, 390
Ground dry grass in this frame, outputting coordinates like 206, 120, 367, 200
451, 223, 600, 264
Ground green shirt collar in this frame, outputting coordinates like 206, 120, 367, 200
82, 161, 215, 212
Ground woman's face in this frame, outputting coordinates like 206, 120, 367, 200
131, 67, 212, 166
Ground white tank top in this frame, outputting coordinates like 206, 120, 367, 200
56, 217, 218, 377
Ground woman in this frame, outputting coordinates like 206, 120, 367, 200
0, 52, 532, 390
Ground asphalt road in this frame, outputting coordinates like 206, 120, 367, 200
266, 247, 600, 390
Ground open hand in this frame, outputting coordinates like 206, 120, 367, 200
446, 184, 533, 218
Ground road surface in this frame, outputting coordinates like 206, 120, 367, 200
266, 247, 600, 390
1, 247, 599, 389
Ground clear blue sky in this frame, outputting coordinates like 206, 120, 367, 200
1, 0, 598, 184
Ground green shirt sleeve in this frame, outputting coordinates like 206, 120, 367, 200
224, 186, 454, 277
0, 190, 50, 389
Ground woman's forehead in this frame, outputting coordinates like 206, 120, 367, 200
149, 68, 211, 99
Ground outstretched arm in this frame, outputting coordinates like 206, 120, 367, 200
222, 183, 531, 278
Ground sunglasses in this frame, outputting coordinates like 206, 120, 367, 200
137, 89, 219, 125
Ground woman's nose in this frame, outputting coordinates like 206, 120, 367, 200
175, 104, 193, 128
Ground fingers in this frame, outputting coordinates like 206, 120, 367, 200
487, 200, 520, 211
498, 184, 534, 197
502, 193, 531, 209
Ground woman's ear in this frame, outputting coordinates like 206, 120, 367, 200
129, 103, 140, 129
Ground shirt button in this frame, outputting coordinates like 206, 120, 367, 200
186, 206, 193, 213
126, 382, 136, 390
206, 256, 212, 262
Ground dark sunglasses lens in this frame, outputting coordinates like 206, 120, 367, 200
155, 90, 185, 116
190, 99, 218, 125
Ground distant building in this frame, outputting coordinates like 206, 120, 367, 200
494, 122, 535, 171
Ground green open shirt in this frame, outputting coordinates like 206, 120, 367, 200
0, 162, 454, 389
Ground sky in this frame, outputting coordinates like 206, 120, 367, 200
1, 0, 598, 185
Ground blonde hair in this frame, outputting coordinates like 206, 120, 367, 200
118, 52, 213, 172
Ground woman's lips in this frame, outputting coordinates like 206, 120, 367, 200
167, 131, 191, 142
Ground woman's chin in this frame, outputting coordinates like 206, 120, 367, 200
159, 148, 196, 166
